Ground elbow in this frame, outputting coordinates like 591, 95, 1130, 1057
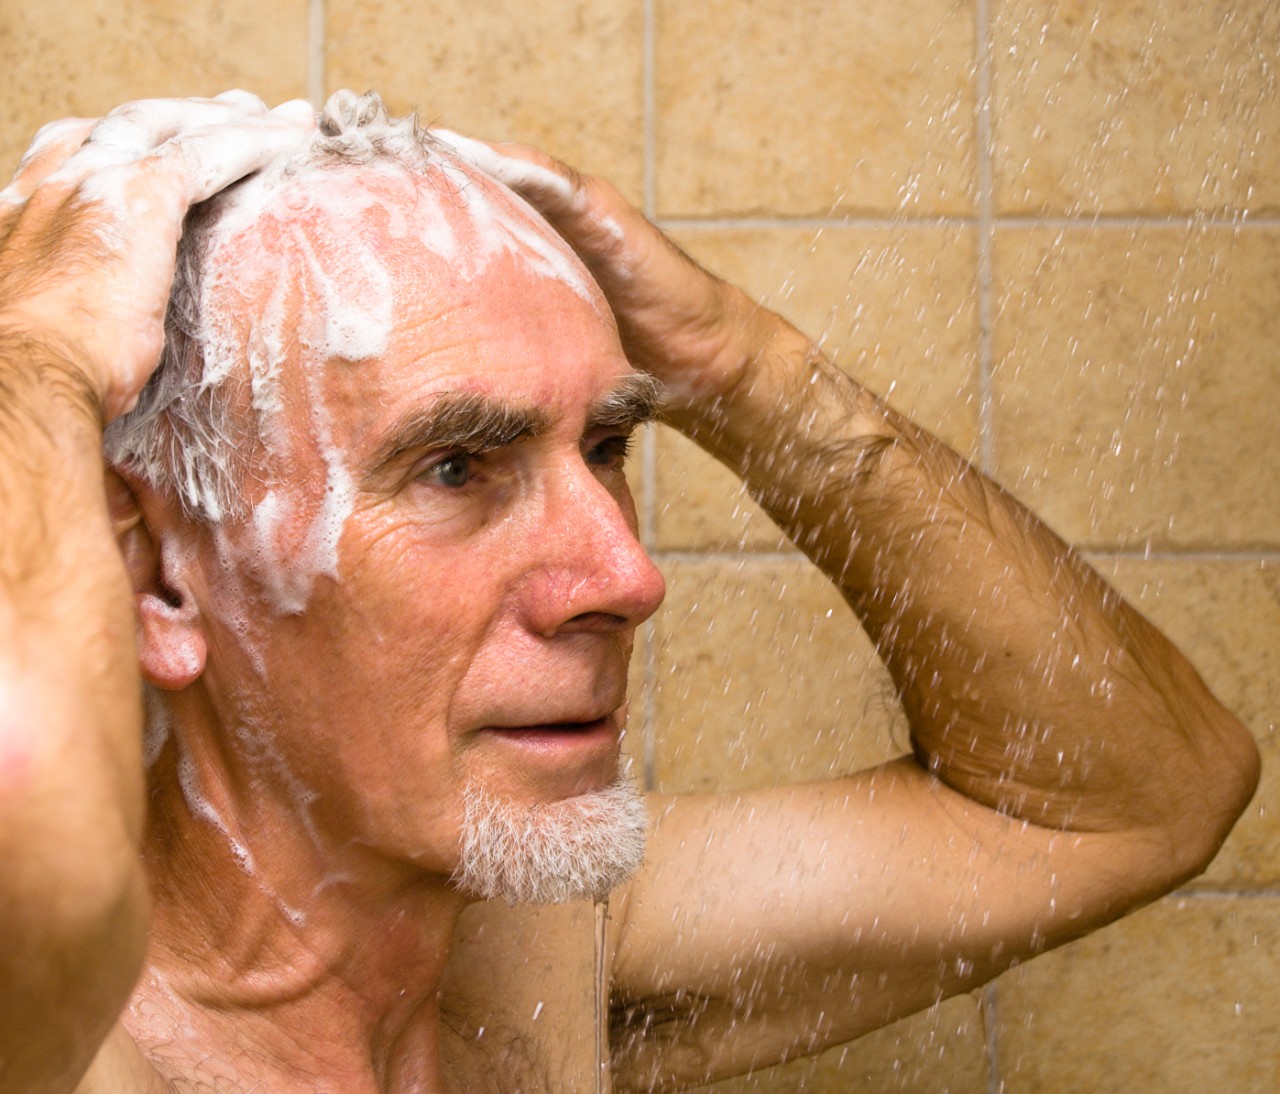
1164, 710, 1261, 884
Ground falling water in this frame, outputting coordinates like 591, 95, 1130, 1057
594, 896, 610, 1093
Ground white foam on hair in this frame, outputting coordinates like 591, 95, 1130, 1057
245, 276, 291, 451
107, 90, 606, 539
428, 129, 575, 202
292, 217, 394, 363
430, 158, 598, 306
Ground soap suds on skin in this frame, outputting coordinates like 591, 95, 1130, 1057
141, 685, 172, 768
187, 130, 606, 615
428, 129, 575, 203
177, 748, 257, 877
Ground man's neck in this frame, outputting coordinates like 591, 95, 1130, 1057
132, 739, 467, 1092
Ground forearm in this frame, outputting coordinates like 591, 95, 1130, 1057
674, 299, 1259, 844
433, 133, 1259, 848
0, 331, 146, 845
0, 334, 149, 1072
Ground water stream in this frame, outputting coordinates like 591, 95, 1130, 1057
594, 896, 609, 1094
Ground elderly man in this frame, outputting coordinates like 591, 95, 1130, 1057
0, 90, 1259, 1092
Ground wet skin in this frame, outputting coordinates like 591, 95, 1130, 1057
111, 166, 665, 1091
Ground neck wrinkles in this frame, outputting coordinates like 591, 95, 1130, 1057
136, 706, 468, 1090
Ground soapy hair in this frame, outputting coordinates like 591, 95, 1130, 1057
103, 91, 435, 522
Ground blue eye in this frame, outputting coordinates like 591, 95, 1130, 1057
423, 454, 472, 487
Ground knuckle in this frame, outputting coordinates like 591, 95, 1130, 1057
215, 89, 268, 112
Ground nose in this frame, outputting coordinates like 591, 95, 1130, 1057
519, 464, 666, 638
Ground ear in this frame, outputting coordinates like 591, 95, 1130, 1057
107, 467, 208, 691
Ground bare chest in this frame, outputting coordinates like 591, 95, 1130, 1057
104, 900, 605, 1094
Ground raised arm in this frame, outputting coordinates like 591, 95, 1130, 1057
434, 134, 1261, 1088
0, 94, 314, 1093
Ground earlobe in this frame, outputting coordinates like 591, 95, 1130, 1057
107, 467, 208, 690
136, 592, 208, 690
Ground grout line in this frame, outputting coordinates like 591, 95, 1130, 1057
643, 0, 656, 219
1087, 549, 1280, 563
984, 982, 1002, 1094
641, 609, 657, 793
639, 427, 658, 550
307, 0, 326, 107
640, 0, 657, 792
640, 427, 658, 791
649, 214, 1280, 232
1175, 887, 1280, 900
995, 214, 1280, 230
657, 215, 970, 230
652, 550, 801, 565
977, 5, 1002, 1085
976, 0, 995, 476
651, 548, 1277, 565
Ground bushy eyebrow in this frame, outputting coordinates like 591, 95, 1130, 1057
366, 392, 552, 476
364, 372, 664, 478
586, 372, 664, 431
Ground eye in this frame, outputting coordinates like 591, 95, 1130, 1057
420, 453, 473, 488
585, 433, 633, 471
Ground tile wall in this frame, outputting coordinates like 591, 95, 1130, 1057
3, 1, 1275, 1089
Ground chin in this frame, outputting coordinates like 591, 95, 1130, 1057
449, 773, 648, 904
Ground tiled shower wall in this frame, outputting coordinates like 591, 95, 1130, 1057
2, 1, 1275, 1090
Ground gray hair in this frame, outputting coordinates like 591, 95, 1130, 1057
103, 90, 439, 523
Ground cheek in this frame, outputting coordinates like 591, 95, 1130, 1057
321, 519, 515, 688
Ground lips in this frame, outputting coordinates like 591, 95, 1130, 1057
489, 716, 610, 732
483, 714, 613, 738
477, 712, 619, 752
465, 711, 625, 797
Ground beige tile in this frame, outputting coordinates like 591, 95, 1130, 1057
654, 0, 977, 217
996, 896, 1280, 1093
326, 0, 645, 203
0, 1, 309, 177
622, 614, 649, 787
656, 226, 981, 551
688, 995, 988, 1093
653, 430, 792, 554
991, 0, 1280, 216
1096, 557, 1280, 887
650, 560, 905, 795
991, 227, 1280, 549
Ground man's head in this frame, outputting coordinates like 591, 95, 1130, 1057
106, 91, 665, 905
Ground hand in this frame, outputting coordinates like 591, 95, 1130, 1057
0, 91, 316, 422
430, 131, 773, 413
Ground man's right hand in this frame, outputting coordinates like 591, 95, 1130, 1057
427, 129, 776, 419
0, 92, 316, 1094
0, 92, 314, 422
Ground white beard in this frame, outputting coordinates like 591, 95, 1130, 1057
450, 775, 648, 904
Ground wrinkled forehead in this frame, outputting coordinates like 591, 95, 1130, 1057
197, 154, 602, 370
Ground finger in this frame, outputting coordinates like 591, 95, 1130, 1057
51, 95, 273, 181
143, 105, 317, 208
430, 129, 578, 207
52, 100, 315, 211
213, 89, 270, 112
92, 93, 269, 152
1, 117, 98, 204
